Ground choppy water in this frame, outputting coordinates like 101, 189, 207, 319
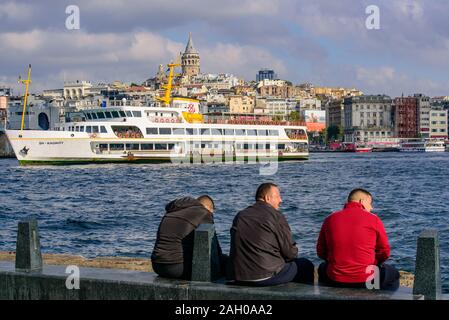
1, 153, 448, 292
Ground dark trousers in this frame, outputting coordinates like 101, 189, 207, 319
235, 258, 315, 287
318, 262, 400, 291
152, 261, 191, 280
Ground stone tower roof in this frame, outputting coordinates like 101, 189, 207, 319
184, 32, 198, 54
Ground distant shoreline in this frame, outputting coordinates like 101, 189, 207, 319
0, 251, 414, 288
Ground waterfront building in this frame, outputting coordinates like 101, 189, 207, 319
181, 33, 200, 78
326, 99, 344, 129
233, 85, 257, 96
256, 69, 277, 82
393, 96, 419, 138
6, 96, 60, 130
299, 98, 322, 112
255, 97, 290, 119
415, 94, 431, 139
0, 86, 12, 97
256, 79, 293, 99
64, 80, 93, 99
228, 95, 255, 114
343, 95, 394, 143
312, 87, 363, 100
429, 108, 448, 139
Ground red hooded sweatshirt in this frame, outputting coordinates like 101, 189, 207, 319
317, 202, 391, 283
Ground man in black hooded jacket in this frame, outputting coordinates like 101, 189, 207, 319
151, 195, 226, 280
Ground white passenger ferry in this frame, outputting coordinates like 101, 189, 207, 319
399, 138, 445, 152
5, 105, 309, 165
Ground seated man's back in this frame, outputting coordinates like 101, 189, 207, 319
151, 197, 214, 279
318, 202, 389, 283
228, 183, 314, 286
317, 188, 399, 290
228, 200, 298, 281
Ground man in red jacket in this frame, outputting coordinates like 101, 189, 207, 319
316, 188, 400, 290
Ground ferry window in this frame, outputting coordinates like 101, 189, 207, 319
268, 130, 279, 136
244, 144, 249, 150
247, 129, 257, 136
201, 128, 210, 135
235, 129, 245, 136
168, 143, 175, 150
100, 126, 107, 133
146, 128, 158, 135
126, 144, 140, 150
92, 126, 99, 133
86, 113, 92, 120
257, 130, 267, 136
105, 112, 112, 119
75, 126, 80, 132
132, 111, 142, 117
224, 129, 234, 136
111, 111, 120, 118
91, 113, 98, 119
159, 128, 172, 135
99, 144, 108, 152
119, 111, 126, 117
126, 111, 133, 117
201, 143, 206, 148
172, 128, 185, 135
86, 126, 92, 133
214, 144, 219, 148
110, 144, 124, 151
211, 128, 222, 135
155, 143, 167, 150
266, 143, 271, 150
141, 144, 154, 150
97, 112, 106, 119
80, 126, 85, 132
186, 128, 198, 135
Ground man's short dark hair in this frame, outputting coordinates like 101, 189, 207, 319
347, 188, 372, 202
255, 183, 278, 201
197, 195, 215, 210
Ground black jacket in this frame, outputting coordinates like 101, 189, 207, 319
151, 197, 213, 264
227, 201, 298, 281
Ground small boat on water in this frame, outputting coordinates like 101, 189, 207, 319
342, 142, 372, 153
399, 138, 446, 152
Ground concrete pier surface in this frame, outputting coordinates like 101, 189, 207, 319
0, 251, 414, 287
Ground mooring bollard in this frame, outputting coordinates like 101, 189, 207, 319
15, 218, 43, 272
413, 229, 442, 300
191, 223, 221, 282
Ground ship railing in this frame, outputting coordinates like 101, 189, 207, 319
205, 119, 307, 126
149, 117, 183, 124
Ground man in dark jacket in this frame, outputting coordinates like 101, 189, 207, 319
227, 183, 314, 286
151, 195, 226, 280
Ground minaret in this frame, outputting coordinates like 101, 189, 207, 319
181, 33, 200, 78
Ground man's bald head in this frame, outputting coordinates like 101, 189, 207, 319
347, 188, 373, 212
197, 195, 215, 214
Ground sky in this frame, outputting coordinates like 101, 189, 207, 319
1, 0, 449, 97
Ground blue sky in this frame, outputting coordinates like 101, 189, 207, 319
1, 0, 448, 97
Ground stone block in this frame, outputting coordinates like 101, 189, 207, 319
413, 230, 441, 300
15, 218, 43, 272
191, 224, 220, 282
